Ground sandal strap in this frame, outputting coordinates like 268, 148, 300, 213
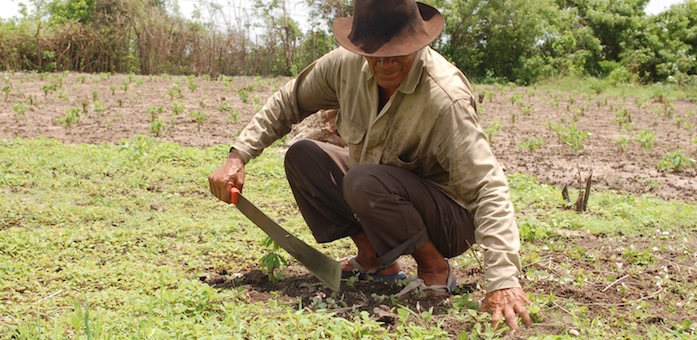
339, 256, 397, 274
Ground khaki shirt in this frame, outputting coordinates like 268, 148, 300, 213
233, 47, 522, 292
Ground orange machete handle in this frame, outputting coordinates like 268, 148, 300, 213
230, 187, 240, 205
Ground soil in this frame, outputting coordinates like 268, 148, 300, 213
2, 72, 696, 337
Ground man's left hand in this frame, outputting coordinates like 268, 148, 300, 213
480, 287, 533, 331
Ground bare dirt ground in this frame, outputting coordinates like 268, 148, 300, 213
2, 72, 696, 336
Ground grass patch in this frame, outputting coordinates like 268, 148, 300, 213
1, 137, 696, 338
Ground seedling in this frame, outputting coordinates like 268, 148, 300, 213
41, 83, 58, 97
187, 76, 197, 92
149, 119, 166, 137
120, 82, 129, 93
172, 102, 184, 116
2, 85, 10, 101
217, 100, 232, 112
614, 136, 631, 153
12, 102, 28, 118
258, 236, 288, 283
58, 107, 81, 128
615, 107, 632, 130
657, 150, 695, 173
634, 128, 656, 151
484, 120, 503, 145
146, 106, 164, 122
191, 110, 209, 131
93, 101, 106, 114
228, 110, 240, 123
519, 136, 544, 152
80, 99, 90, 115
168, 83, 183, 99
237, 88, 249, 103
549, 121, 590, 154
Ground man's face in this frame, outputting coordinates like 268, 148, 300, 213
365, 53, 416, 91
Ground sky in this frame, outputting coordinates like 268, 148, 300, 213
0, 0, 688, 22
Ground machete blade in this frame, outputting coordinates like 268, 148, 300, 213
231, 188, 341, 292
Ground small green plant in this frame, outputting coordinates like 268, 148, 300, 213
217, 100, 232, 112
520, 105, 532, 116
12, 102, 28, 118
80, 99, 90, 115
91, 91, 99, 101
172, 102, 185, 116
149, 119, 166, 137
191, 110, 209, 131
237, 88, 249, 103
2, 85, 10, 101
634, 128, 656, 151
549, 121, 590, 154
76, 75, 87, 83
657, 150, 695, 173
614, 135, 631, 153
484, 120, 503, 145
110, 85, 116, 95
615, 107, 632, 130
58, 107, 81, 128
120, 82, 129, 93
57, 90, 68, 101
258, 236, 287, 283
93, 100, 106, 114
519, 136, 544, 152
187, 76, 197, 92
146, 106, 164, 122
41, 83, 58, 97
168, 83, 183, 99
228, 110, 240, 123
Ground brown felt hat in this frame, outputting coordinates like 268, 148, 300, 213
332, 0, 444, 57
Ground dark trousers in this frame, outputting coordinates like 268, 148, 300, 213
284, 140, 476, 266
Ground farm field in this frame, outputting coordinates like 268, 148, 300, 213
1, 71, 696, 338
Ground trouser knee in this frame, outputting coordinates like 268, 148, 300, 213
284, 139, 315, 172
342, 164, 387, 215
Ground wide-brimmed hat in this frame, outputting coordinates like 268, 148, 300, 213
332, 0, 444, 57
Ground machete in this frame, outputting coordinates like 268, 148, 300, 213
230, 187, 341, 292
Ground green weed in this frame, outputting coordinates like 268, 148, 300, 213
657, 150, 695, 173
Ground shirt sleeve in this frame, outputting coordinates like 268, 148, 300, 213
435, 97, 522, 293
232, 50, 342, 163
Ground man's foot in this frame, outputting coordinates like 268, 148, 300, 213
396, 261, 456, 297
340, 256, 402, 276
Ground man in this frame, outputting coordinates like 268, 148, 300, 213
209, 0, 532, 330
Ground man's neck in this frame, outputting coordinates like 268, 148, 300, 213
378, 86, 397, 112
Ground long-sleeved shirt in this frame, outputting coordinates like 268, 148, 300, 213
232, 46, 522, 293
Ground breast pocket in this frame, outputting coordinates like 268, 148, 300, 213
336, 117, 367, 165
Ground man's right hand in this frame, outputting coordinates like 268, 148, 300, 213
208, 150, 246, 203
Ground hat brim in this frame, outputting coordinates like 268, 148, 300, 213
332, 2, 444, 57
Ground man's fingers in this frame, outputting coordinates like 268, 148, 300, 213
490, 307, 503, 329
514, 303, 533, 327
503, 306, 519, 330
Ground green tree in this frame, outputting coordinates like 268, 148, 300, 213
436, 0, 562, 83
